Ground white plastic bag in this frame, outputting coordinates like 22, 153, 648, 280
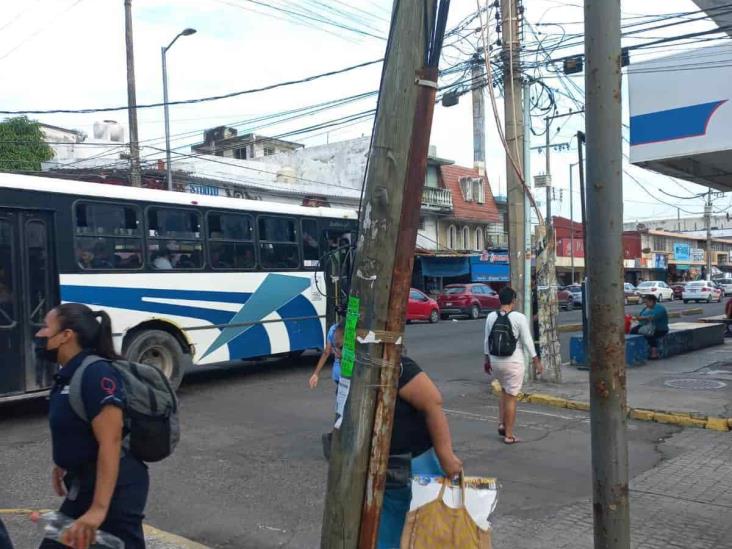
409, 475, 498, 531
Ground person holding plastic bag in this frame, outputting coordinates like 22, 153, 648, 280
377, 355, 462, 549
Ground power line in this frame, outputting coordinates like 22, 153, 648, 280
0, 58, 383, 115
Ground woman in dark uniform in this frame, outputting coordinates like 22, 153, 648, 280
35, 303, 148, 549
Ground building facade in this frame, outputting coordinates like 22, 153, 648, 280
191, 127, 303, 159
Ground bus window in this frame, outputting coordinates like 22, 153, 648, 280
147, 208, 203, 270
207, 212, 256, 269
75, 202, 142, 270
301, 219, 320, 265
258, 216, 299, 270
0, 220, 14, 327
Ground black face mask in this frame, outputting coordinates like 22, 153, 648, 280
34, 334, 60, 364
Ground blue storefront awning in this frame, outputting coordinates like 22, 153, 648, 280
470, 256, 510, 282
419, 256, 471, 277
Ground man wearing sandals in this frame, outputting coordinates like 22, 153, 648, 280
484, 287, 543, 445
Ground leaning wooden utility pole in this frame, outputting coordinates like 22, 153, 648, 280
584, 0, 630, 547
320, 1, 449, 548
501, 0, 527, 316
124, 0, 142, 187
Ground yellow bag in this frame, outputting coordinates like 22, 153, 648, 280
400, 474, 492, 549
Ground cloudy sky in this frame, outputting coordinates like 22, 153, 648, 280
1, 0, 728, 223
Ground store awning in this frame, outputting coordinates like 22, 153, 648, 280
419, 256, 470, 277
470, 256, 509, 282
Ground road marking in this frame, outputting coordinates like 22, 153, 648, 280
445, 406, 580, 422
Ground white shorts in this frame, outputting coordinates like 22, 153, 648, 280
492, 360, 525, 396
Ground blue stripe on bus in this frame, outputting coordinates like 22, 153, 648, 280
60, 275, 323, 360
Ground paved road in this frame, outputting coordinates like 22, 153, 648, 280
1, 299, 729, 548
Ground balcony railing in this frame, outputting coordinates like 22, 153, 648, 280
421, 186, 453, 211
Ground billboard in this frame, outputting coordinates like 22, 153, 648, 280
628, 45, 732, 190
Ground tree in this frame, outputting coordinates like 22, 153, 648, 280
0, 116, 54, 172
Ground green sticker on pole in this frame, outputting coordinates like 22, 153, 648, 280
340, 296, 360, 378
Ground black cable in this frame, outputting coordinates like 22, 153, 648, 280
0, 58, 383, 115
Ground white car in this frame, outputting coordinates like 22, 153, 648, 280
682, 280, 723, 303
714, 280, 732, 296
636, 281, 674, 302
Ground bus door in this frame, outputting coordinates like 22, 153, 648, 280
0, 210, 57, 397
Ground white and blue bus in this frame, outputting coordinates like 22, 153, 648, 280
0, 173, 357, 400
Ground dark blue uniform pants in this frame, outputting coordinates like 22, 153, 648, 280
0, 516, 13, 549
39, 456, 149, 549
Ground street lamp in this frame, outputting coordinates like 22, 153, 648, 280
162, 28, 197, 191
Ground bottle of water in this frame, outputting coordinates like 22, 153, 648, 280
31, 511, 124, 548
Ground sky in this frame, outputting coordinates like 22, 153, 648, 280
0, 0, 729, 223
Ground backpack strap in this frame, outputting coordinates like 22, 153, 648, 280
68, 354, 106, 424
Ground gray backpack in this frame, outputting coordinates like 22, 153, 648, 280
69, 355, 180, 462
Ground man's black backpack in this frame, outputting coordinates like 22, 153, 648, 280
488, 311, 517, 357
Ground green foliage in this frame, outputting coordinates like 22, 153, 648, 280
0, 116, 55, 172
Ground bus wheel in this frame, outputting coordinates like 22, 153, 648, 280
125, 330, 189, 390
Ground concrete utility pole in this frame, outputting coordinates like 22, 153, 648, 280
320, 1, 448, 547
705, 188, 713, 280
584, 0, 631, 547
502, 0, 527, 315
472, 54, 486, 175
124, 0, 142, 187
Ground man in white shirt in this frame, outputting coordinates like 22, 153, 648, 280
484, 286, 543, 444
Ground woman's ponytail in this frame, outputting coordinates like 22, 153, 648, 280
93, 310, 120, 360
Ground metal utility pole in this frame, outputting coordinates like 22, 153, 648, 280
584, 0, 630, 547
162, 28, 197, 191
124, 0, 142, 187
502, 0, 527, 315
569, 162, 578, 283
577, 131, 589, 360
705, 188, 713, 280
320, 1, 449, 547
472, 54, 486, 176
523, 80, 532, 329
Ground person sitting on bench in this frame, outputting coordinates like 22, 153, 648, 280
631, 294, 669, 360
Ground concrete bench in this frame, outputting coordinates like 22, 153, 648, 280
655, 322, 725, 358
570, 334, 649, 369
570, 322, 725, 367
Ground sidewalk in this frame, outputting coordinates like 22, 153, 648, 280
0, 511, 209, 549
492, 428, 732, 548
516, 339, 732, 429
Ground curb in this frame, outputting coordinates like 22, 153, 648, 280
0, 509, 209, 548
490, 380, 731, 432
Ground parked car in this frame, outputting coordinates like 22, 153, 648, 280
557, 288, 574, 310
437, 283, 500, 320
714, 279, 732, 296
624, 283, 641, 305
682, 280, 723, 303
670, 282, 686, 300
407, 288, 440, 323
565, 285, 583, 308
636, 281, 674, 302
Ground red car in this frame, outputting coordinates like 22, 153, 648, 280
437, 283, 500, 320
407, 288, 440, 323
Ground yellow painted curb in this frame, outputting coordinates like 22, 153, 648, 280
558, 323, 583, 333
143, 525, 210, 549
629, 409, 655, 422
705, 417, 731, 432
488, 381, 731, 431
654, 412, 708, 429
0, 509, 208, 548
681, 307, 704, 316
